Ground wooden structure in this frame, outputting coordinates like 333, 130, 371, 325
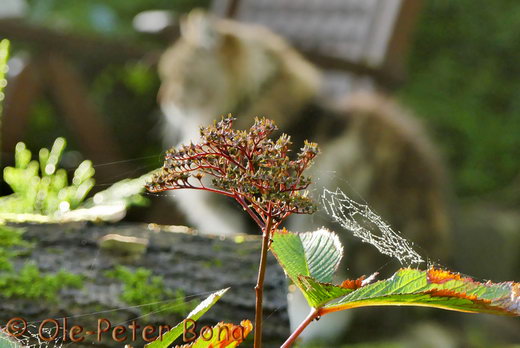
212, 0, 422, 96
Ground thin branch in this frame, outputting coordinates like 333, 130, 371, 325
149, 184, 235, 198
235, 196, 265, 229
253, 214, 273, 348
280, 183, 310, 193
208, 142, 248, 171
169, 164, 225, 176
280, 308, 320, 348
168, 151, 228, 162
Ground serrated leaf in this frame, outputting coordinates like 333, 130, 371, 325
297, 275, 355, 308
176, 320, 253, 348
270, 228, 345, 307
271, 229, 519, 317
146, 288, 229, 348
322, 268, 520, 316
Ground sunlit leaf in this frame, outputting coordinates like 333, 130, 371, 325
322, 268, 520, 316
145, 288, 229, 348
271, 229, 520, 317
177, 320, 253, 348
270, 228, 348, 307
295, 275, 356, 308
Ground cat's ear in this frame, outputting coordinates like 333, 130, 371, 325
180, 9, 219, 49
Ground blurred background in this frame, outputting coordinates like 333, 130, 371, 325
0, 0, 519, 347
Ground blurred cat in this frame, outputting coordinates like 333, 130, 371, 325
157, 10, 451, 271
157, 9, 453, 343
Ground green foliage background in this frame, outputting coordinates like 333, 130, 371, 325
11, 0, 209, 179
106, 265, 195, 318
26, 0, 209, 36
399, 0, 520, 197
11, 0, 520, 199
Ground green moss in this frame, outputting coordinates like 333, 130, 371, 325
0, 225, 31, 248
0, 263, 83, 302
0, 226, 30, 271
202, 258, 223, 269
106, 266, 196, 318
0, 225, 83, 301
211, 243, 223, 252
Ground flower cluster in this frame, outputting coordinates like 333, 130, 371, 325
146, 115, 319, 231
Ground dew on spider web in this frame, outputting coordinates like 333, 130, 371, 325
0, 330, 21, 348
2, 323, 64, 348
321, 187, 424, 266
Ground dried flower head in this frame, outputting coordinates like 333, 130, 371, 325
146, 115, 319, 231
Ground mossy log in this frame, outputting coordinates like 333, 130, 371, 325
0, 222, 289, 347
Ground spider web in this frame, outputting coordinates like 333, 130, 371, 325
1, 324, 63, 348
321, 188, 424, 266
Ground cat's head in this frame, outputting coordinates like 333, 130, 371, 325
158, 9, 320, 133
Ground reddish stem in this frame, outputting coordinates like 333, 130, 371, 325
149, 184, 235, 198
236, 196, 265, 230
280, 308, 320, 348
253, 213, 273, 348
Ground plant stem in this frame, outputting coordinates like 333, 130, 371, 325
236, 196, 265, 229
253, 215, 273, 348
280, 308, 320, 348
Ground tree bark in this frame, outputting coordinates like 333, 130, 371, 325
0, 222, 289, 347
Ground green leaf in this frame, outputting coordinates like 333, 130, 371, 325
271, 228, 343, 283
145, 288, 229, 348
270, 228, 348, 307
271, 230, 520, 317
296, 275, 356, 308
322, 268, 520, 316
